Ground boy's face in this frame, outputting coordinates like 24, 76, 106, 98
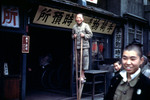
122, 50, 143, 75
76, 14, 84, 25
114, 63, 121, 71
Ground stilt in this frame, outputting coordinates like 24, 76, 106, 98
75, 38, 84, 100
75, 38, 79, 100
79, 38, 84, 100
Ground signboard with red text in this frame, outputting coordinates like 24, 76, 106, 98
1, 5, 19, 28
22, 35, 30, 53
86, 0, 98, 4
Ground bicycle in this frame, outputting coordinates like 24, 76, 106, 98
41, 61, 70, 89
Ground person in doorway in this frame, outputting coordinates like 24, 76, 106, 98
72, 13, 93, 83
105, 44, 150, 100
113, 60, 122, 75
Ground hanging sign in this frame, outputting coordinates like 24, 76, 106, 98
22, 35, 30, 53
33, 5, 116, 35
114, 28, 122, 58
86, 0, 98, 4
1, 5, 19, 28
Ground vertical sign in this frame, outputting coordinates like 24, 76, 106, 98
114, 28, 122, 58
1, 5, 19, 28
22, 35, 30, 53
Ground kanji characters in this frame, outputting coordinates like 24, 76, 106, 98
62, 14, 74, 26
2, 7, 18, 26
52, 11, 64, 24
107, 22, 114, 32
91, 19, 100, 30
37, 8, 51, 22
100, 20, 108, 32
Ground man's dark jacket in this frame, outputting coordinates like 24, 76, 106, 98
105, 73, 150, 100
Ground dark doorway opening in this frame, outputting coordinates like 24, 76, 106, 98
26, 26, 72, 94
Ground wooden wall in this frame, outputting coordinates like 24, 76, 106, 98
4, 75, 20, 99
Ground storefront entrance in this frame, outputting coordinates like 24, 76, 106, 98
26, 26, 72, 94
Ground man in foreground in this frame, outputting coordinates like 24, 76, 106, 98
105, 44, 150, 100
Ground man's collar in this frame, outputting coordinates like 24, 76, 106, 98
120, 68, 141, 82
77, 22, 83, 26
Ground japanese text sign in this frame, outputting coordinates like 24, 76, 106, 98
114, 28, 122, 58
33, 5, 116, 35
1, 5, 19, 28
22, 35, 30, 53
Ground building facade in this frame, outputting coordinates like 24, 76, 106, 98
0, 0, 149, 100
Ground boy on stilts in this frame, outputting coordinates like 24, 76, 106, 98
72, 13, 93, 100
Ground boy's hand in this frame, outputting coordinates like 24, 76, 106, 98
81, 33, 85, 37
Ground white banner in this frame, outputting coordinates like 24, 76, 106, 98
86, 0, 98, 4
1, 5, 19, 28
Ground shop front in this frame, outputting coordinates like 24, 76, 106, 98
27, 0, 124, 96
0, 0, 125, 99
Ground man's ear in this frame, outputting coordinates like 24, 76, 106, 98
140, 57, 144, 65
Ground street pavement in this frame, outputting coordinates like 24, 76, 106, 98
11, 88, 104, 100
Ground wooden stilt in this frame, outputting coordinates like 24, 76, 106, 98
75, 38, 79, 100
79, 38, 84, 100
75, 38, 84, 100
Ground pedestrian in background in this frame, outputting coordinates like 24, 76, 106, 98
142, 51, 150, 78
113, 60, 122, 75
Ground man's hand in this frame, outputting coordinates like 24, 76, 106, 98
81, 33, 85, 37
74, 34, 77, 38
28, 68, 32, 71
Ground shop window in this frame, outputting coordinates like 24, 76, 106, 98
128, 22, 143, 44
91, 36, 105, 69
128, 28, 135, 44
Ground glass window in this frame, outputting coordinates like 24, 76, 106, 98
128, 22, 135, 29
129, 33, 134, 43
128, 28, 135, 44
136, 23, 142, 31
136, 30, 142, 42
128, 22, 143, 45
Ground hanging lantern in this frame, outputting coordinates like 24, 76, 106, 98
92, 41, 98, 58
99, 43, 103, 52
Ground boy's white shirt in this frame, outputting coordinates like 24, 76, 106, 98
120, 68, 141, 82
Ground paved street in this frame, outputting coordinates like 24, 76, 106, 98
11, 88, 104, 100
